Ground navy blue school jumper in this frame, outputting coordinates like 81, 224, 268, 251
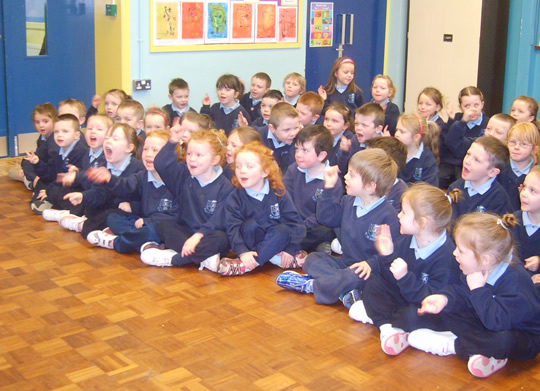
363, 232, 460, 328
79, 156, 145, 239
407, 264, 540, 361
162, 104, 197, 125
224, 181, 306, 265
512, 211, 540, 295
327, 130, 354, 167
223, 164, 234, 181
384, 102, 400, 136
324, 87, 365, 114
448, 178, 513, 219
337, 137, 365, 177
399, 143, 439, 187
22, 133, 59, 184
251, 117, 266, 129
283, 162, 343, 251
440, 113, 489, 188
239, 93, 262, 122
102, 171, 179, 253
387, 178, 408, 213
257, 126, 296, 174
200, 102, 251, 136
303, 192, 400, 304
33, 139, 88, 206
498, 160, 532, 212
154, 141, 233, 265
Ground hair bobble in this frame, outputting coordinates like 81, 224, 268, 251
412, 113, 423, 136
146, 110, 170, 127
339, 58, 355, 67
446, 195, 452, 204
497, 219, 508, 230
214, 132, 224, 147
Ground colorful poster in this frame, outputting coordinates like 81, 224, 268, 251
155, 1, 180, 43
278, 7, 297, 42
206, 1, 229, 43
309, 2, 333, 47
256, 2, 277, 42
231, 2, 254, 42
181, 1, 204, 42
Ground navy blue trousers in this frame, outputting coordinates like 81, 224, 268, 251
107, 212, 161, 254
303, 253, 367, 305
240, 219, 292, 265
300, 225, 335, 251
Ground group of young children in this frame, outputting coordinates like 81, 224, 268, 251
9, 56, 540, 378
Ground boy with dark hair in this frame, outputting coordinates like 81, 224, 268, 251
162, 78, 196, 125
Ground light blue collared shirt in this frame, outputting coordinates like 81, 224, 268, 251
59, 139, 80, 160
464, 176, 496, 197
467, 113, 483, 129
40, 134, 47, 141
220, 100, 240, 114
333, 131, 345, 147
172, 103, 190, 117
523, 211, 540, 236
486, 261, 509, 285
267, 129, 286, 149
336, 84, 348, 94
510, 158, 533, 177
107, 154, 132, 177
147, 171, 164, 188
354, 195, 386, 218
429, 113, 440, 123
193, 166, 223, 187
406, 142, 424, 163
373, 98, 390, 106
89, 147, 103, 162
297, 161, 329, 183
246, 178, 270, 201
136, 127, 144, 136
410, 231, 447, 260
284, 95, 300, 106
250, 93, 261, 106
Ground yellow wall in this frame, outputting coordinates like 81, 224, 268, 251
94, 0, 131, 99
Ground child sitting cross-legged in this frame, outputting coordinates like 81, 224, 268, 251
84, 130, 179, 253
276, 148, 400, 307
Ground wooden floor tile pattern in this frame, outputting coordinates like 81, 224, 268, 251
0, 158, 538, 390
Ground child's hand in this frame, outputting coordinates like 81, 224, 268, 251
134, 218, 144, 229
390, 258, 408, 280
375, 224, 394, 256
340, 135, 351, 153
169, 122, 183, 144
466, 270, 489, 290
461, 108, 478, 123
86, 167, 112, 184
61, 171, 77, 187
202, 93, 210, 106
33, 176, 40, 188
118, 202, 132, 213
91, 95, 102, 109
237, 111, 248, 127
279, 251, 294, 268
240, 251, 258, 270
417, 294, 448, 315
37, 189, 47, 200
317, 85, 327, 101
181, 232, 203, 257
64, 192, 83, 205
446, 101, 455, 120
525, 256, 540, 272
323, 165, 339, 189
532, 274, 540, 284
349, 261, 371, 280
24, 151, 39, 165
67, 164, 79, 173
382, 125, 391, 137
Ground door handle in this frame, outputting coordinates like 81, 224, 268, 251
348, 14, 354, 45
340, 14, 346, 46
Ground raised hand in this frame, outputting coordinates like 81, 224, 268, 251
375, 224, 394, 256
323, 165, 339, 189
317, 85, 327, 100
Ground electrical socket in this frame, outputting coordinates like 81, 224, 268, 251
133, 79, 152, 91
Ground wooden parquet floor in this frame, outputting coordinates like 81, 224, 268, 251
0, 158, 538, 390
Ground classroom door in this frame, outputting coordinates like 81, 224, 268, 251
1, 0, 95, 157
304, 0, 387, 100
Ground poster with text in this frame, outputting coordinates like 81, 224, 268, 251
255, 2, 277, 43
278, 7, 297, 42
309, 2, 333, 47
181, 1, 204, 44
154, 1, 180, 45
205, 1, 229, 43
230, 2, 254, 43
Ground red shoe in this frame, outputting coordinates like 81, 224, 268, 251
289, 250, 308, 269
218, 258, 246, 276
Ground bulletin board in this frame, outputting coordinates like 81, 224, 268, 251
150, 0, 302, 52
